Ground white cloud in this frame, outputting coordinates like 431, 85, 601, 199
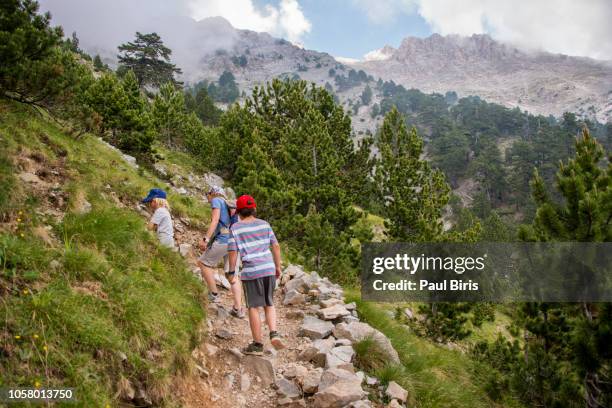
351, 0, 417, 24
188, 0, 311, 43
416, 0, 612, 60
364, 46, 395, 61
335, 56, 360, 64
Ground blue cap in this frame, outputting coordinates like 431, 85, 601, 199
142, 188, 166, 203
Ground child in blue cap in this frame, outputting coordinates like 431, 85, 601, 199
142, 188, 175, 248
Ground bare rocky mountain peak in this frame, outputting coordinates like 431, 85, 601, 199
351, 33, 612, 122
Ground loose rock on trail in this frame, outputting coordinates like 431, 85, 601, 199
173, 262, 409, 408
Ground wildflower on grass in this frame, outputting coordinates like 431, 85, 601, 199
17, 218, 21, 222
22, 289, 28, 295
14, 335, 21, 340
20, 233, 25, 238
42, 345, 48, 351
34, 380, 41, 388
33, 334, 39, 340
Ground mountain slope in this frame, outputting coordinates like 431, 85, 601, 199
0, 101, 208, 406
351, 34, 612, 122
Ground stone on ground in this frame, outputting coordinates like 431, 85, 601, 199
285, 275, 312, 294
242, 355, 276, 386
325, 346, 355, 369
284, 289, 306, 305
302, 367, 323, 393
299, 338, 335, 367
278, 397, 307, 407
283, 363, 309, 380
318, 304, 350, 320
385, 381, 408, 403
387, 399, 402, 408
300, 316, 334, 340
313, 379, 366, 408
240, 373, 251, 391
204, 343, 219, 357
318, 368, 362, 391
277, 377, 302, 399
348, 400, 373, 408
333, 322, 400, 364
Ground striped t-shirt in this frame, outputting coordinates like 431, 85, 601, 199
228, 218, 278, 280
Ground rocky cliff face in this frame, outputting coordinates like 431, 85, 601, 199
352, 34, 612, 122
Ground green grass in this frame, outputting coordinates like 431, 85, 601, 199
345, 289, 524, 408
0, 101, 206, 407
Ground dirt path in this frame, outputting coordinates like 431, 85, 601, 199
175, 267, 315, 407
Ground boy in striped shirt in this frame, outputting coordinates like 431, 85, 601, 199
227, 195, 285, 355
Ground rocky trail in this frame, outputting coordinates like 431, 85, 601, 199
173, 254, 410, 407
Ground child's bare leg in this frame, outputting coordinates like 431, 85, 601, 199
199, 262, 218, 294
248, 307, 263, 343
230, 279, 242, 310
264, 306, 277, 332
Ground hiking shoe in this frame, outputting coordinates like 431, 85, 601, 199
230, 307, 245, 319
270, 331, 286, 350
243, 342, 264, 356
207, 292, 220, 303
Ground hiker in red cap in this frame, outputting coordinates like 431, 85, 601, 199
227, 195, 285, 355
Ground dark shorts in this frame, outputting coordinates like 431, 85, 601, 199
242, 276, 276, 308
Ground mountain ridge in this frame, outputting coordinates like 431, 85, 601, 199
351, 33, 612, 122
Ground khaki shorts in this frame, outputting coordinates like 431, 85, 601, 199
198, 241, 240, 273
198, 241, 227, 268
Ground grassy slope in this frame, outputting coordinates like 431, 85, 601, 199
0, 102, 210, 407
346, 290, 523, 408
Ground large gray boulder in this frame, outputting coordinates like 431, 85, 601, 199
242, 355, 275, 386
302, 367, 324, 393
318, 304, 350, 320
300, 338, 335, 367
300, 316, 334, 340
285, 275, 313, 294
318, 368, 361, 391
313, 369, 365, 408
333, 322, 400, 364
325, 346, 355, 370
284, 289, 306, 305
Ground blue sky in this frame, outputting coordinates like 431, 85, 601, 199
256, 0, 432, 58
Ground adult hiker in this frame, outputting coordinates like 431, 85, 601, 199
142, 188, 175, 249
198, 186, 244, 318
227, 194, 285, 355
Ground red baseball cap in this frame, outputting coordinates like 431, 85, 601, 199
236, 195, 257, 210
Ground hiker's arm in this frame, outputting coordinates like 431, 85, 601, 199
205, 208, 220, 241
228, 250, 238, 272
271, 242, 282, 278
147, 222, 157, 231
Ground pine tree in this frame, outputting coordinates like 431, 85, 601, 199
84, 72, 153, 154
0, 0, 90, 108
519, 128, 611, 407
375, 106, 450, 242
151, 83, 186, 145
218, 79, 367, 278
117, 32, 181, 88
